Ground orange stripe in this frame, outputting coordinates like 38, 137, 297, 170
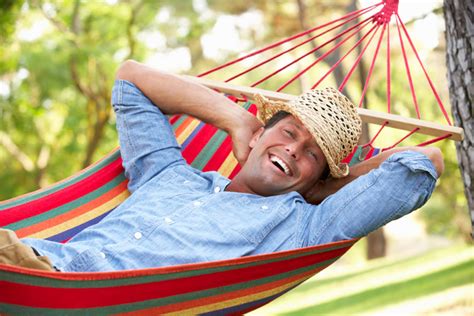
174, 116, 194, 138
16, 181, 129, 238
121, 265, 325, 315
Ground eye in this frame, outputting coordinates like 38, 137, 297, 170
308, 150, 318, 160
284, 129, 295, 138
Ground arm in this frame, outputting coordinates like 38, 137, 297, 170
304, 146, 444, 204
301, 150, 439, 245
116, 60, 263, 164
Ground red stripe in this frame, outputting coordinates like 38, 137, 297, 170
365, 147, 375, 160
229, 165, 241, 180
202, 135, 233, 172
0, 158, 124, 226
169, 114, 181, 126
182, 124, 218, 163
222, 104, 257, 178
204, 103, 257, 172
0, 247, 349, 308
341, 146, 358, 164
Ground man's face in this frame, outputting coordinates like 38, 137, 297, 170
238, 115, 328, 196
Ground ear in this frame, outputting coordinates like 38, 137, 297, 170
249, 127, 265, 149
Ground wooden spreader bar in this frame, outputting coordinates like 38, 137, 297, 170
185, 75, 463, 142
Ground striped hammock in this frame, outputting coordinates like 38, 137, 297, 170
0, 101, 376, 314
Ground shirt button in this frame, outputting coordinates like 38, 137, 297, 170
193, 201, 202, 207
261, 205, 269, 210
183, 180, 190, 184
134, 232, 142, 240
164, 217, 174, 224
99, 252, 106, 259
214, 186, 221, 193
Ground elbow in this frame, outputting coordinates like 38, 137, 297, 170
116, 59, 141, 81
423, 147, 444, 177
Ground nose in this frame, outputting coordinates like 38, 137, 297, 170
285, 142, 303, 159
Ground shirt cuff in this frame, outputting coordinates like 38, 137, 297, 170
111, 79, 150, 107
386, 150, 438, 180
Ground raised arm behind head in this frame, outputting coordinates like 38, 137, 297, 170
304, 146, 444, 204
115, 60, 262, 165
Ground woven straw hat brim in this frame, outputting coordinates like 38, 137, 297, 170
254, 89, 361, 178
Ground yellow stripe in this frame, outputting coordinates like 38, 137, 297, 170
163, 276, 307, 315
217, 152, 238, 178
29, 190, 130, 239
176, 119, 200, 145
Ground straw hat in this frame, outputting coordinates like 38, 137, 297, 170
254, 87, 362, 178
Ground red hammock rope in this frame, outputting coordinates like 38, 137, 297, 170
198, 2, 384, 78
275, 17, 376, 92
198, 0, 452, 149
396, 13, 452, 125
312, 23, 379, 89
386, 22, 391, 113
358, 22, 386, 108
224, 5, 374, 84
396, 17, 421, 119
338, 23, 381, 91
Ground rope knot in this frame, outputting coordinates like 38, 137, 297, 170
373, 0, 399, 25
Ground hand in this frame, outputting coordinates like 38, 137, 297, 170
229, 114, 263, 166
304, 178, 335, 205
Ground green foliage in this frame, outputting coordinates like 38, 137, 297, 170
0, 0, 24, 40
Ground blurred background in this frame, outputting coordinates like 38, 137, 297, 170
0, 0, 472, 314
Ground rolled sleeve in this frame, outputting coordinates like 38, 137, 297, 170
302, 151, 438, 246
111, 80, 185, 192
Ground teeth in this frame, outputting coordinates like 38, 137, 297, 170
270, 155, 291, 175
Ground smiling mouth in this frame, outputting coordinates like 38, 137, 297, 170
269, 154, 292, 176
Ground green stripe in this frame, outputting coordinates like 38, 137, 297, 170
5, 173, 127, 232
0, 242, 354, 288
242, 101, 253, 110
0, 257, 338, 315
191, 130, 228, 170
102, 257, 338, 314
348, 146, 363, 167
171, 115, 189, 132
189, 102, 252, 169
0, 150, 122, 210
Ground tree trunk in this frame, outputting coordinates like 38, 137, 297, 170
443, 0, 474, 238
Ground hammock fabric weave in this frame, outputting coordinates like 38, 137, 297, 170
0, 101, 373, 314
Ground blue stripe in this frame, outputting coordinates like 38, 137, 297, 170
46, 209, 114, 242
372, 147, 380, 157
180, 121, 206, 150
202, 284, 300, 316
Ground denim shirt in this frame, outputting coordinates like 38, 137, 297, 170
22, 80, 438, 272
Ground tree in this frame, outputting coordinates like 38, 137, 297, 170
443, 0, 474, 238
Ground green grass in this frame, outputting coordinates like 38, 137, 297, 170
250, 244, 474, 316
282, 258, 473, 315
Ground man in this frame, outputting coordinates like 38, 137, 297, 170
1, 60, 443, 272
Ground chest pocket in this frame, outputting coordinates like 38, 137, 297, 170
64, 248, 114, 272
151, 167, 211, 195
213, 195, 290, 245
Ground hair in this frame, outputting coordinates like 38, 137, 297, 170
263, 110, 330, 180
263, 110, 291, 129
